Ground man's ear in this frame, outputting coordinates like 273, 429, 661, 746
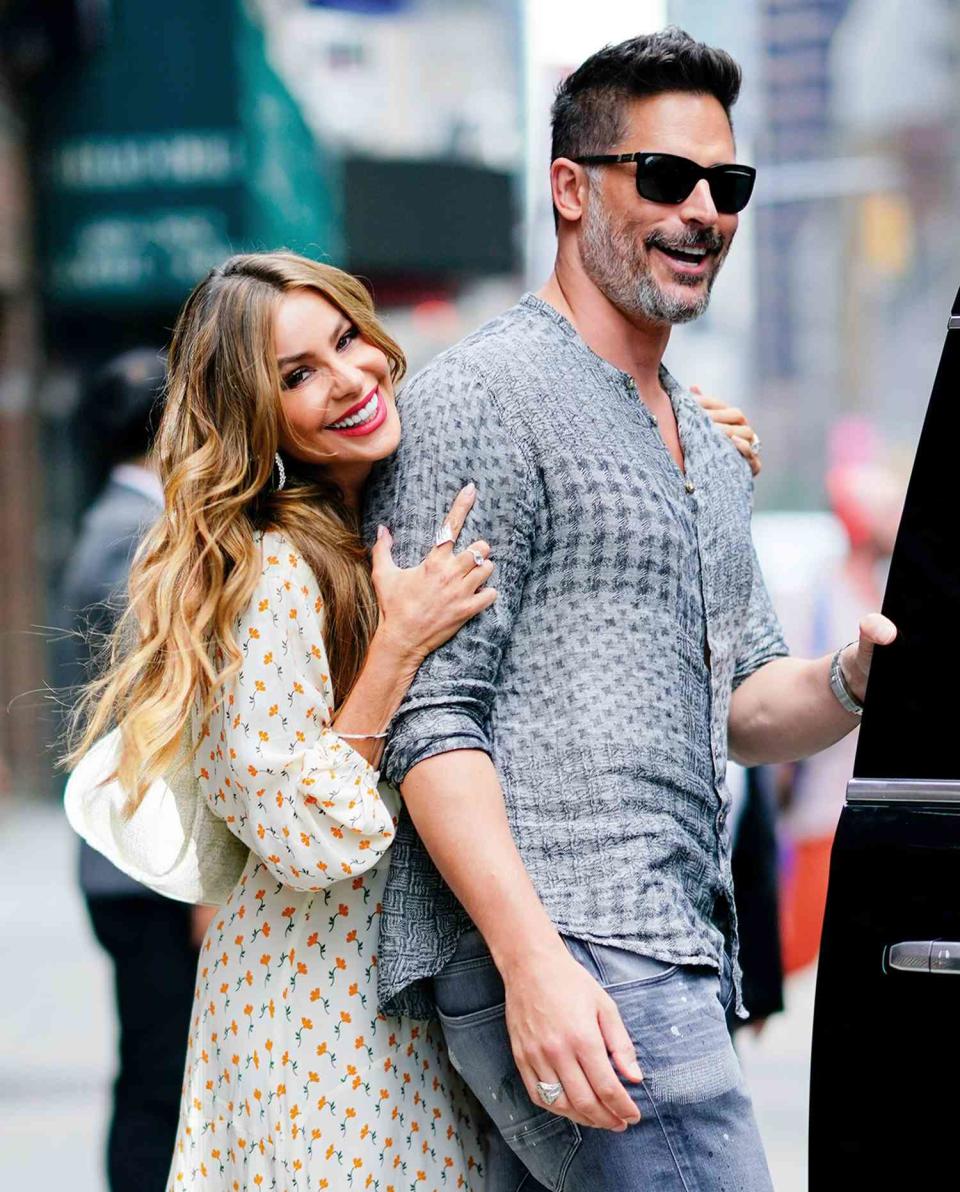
550, 158, 590, 225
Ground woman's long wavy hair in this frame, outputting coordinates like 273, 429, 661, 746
66, 251, 405, 808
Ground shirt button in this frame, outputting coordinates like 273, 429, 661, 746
684, 479, 695, 494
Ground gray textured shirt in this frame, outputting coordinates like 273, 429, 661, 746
365, 295, 788, 1018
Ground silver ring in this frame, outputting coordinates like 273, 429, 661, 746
536, 1080, 564, 1107
749, 434, 762, 457
434, 522, 455, 548
470, 550, 485, 568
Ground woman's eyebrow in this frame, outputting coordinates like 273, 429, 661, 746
278, 321, 351, 367
277, 350, 312, 367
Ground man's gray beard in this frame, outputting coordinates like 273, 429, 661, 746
580, 198, 719, 326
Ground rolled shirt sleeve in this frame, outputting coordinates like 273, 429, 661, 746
364, 354, 539, 786
732, 543, 790, 688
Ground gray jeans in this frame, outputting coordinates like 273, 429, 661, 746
433, 929, 774, 1192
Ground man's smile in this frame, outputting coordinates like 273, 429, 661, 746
651, 243, 713, 277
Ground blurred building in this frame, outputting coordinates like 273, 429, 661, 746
671, 0, 960, 508
0, 45, 42, 794
0, 0, 524, 796
4, 0, 960, 795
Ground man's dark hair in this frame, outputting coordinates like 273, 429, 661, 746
80, 347, 166, 467
551, 27, 742, 167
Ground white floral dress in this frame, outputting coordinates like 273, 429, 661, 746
167, 531, 483, 1192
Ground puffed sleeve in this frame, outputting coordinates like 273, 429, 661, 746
194, 534, 397, 891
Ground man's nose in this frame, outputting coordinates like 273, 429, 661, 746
679, 177, 719, 225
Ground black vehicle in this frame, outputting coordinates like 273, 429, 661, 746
810, 289, 960, 1186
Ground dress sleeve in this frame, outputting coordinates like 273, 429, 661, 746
195, 538, 397, 891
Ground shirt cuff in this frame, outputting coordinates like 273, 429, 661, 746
732, 642, 790, 690
383, 713, 492, 787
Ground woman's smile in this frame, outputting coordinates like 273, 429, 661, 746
325, 387, 387, 435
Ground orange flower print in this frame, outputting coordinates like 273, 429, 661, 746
165, 532, 480, 1191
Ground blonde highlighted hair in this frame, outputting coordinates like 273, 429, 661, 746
67, 251, 405, 807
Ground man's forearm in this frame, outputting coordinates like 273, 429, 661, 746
400, 749, 566, 974
728, 654, 859, 766
399, 747, 645, 1132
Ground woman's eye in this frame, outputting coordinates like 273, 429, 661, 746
336, 326, 359, 352
282, 366, 311, 390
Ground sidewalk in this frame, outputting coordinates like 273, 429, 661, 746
0, 797, 114, 1192
0, 797, 811, 1191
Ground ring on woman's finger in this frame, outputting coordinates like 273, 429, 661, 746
749, 433, 762, 457
535, 1080, 564, 1106
434, 522, 455, 547
470, 550, 485, 568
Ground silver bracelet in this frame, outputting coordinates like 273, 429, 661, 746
336, 729, 389, 741
829, 642, 864, 717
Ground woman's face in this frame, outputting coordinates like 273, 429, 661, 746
274, 287, 401, 501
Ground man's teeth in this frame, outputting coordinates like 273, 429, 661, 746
663, 246, 707, 258
329, 391, 379, 430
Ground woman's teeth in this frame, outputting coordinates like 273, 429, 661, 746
328, 391, 379, 430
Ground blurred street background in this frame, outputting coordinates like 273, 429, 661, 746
1, 0, 958, 1188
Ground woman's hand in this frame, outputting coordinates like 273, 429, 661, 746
371, 483, 497, 665
691, 384, 762, 477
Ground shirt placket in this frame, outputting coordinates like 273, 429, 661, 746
673, 398, 742, 1004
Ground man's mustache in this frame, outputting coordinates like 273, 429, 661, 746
644, 229, 726, 255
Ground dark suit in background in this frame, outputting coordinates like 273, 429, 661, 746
56, 352, 200, 1192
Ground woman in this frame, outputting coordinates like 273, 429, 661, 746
71, 251, 763, 1192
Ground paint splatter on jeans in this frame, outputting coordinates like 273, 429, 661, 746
433, 929, 774, 1192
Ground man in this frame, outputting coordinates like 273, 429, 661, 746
367, 29, 894, 1189
56, 351, 213, 1192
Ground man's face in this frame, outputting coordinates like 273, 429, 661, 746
578, 91, 740, 325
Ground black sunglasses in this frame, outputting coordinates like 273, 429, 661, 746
573, 152, 757, 215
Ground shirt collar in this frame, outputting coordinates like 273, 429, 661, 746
111, 463, 163, 506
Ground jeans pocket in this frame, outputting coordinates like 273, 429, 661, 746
436, 1001, 581, 1191
566, 936, 680, 993
433, 929, 505, 1017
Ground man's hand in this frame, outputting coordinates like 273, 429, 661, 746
729, 614, 899, 765
691, 384, 762, 477
839, 612, 898, 702
401, 750, 643, 1132
503, 943, 644, 1131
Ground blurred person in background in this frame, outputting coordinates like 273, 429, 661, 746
728, 765, 785, 1034
365, 28, 896, 1192
56, 350, 215, 1192
779, 419, 906, 974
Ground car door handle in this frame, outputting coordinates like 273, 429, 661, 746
884, 941, 960, 974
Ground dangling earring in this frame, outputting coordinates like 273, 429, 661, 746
273, 452, 286, 492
